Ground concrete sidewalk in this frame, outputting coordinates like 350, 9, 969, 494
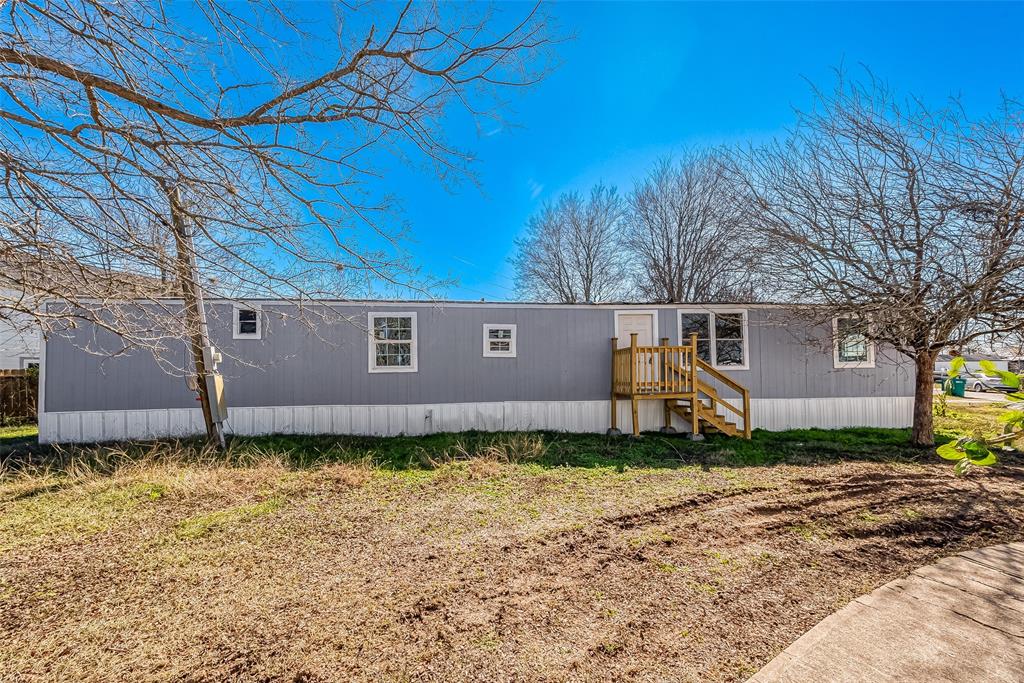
750, 543, 1024, 682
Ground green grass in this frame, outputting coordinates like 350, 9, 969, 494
0, 423, 39, 461
0, 426, 937, 486
0, 423, 37, 442
0, 398, 1004, 486
0, 480, 168, 551
232, 398, 1001, 471
934, 401, 1007, 441
0, 424, 938, 557
227, 426, 929, 471
0, 400, 1019, 683
175, 496, 284, 539
1, 404, 1001, 556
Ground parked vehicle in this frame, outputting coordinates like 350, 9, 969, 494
960, 370, 1015, 393
934, 368, 1013, 393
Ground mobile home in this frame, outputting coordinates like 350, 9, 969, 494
38, 301, 914, 444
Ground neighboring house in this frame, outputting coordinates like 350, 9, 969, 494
934, 352, 1022, 392
0, 293, 40, 369
0, 251, 172, 371
37, 300, 915, 444
990, 349, 1024, 375
934, 353, 1010, 376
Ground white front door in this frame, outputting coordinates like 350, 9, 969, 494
617, 313, 655, 348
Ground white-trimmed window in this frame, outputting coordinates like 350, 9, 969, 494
233, 304, 262, 340
678, 311, 712, 363
368, 312, 418, 373
483, 324, 517, 358
678, 309, 749, 369
833, 316, 875, 368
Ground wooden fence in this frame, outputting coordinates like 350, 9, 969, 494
0, 370, 38, 423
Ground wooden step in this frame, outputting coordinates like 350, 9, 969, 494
669, 402, 738, 434
666, 400, 740, 437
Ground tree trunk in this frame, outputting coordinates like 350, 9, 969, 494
165, 185, 217, 445
911, 349, 938, 447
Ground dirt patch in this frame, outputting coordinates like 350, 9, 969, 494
1, 458, 1023, 682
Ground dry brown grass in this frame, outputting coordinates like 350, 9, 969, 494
415, 432, 550, 469
1, 431, 1023, 682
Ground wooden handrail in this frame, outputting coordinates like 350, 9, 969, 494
612, 343, 694, 396
694, 380, 744, 418
609, 336, 751, 439
609, 337, 619, 433
629, 333, 638, 396
693, 357, 751, 438
694, 358, 746, 394
606, 335, 753, 440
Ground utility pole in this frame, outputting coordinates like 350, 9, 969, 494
165, 182, 226, 449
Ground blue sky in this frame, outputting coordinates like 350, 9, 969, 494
383, 1, 1024, 301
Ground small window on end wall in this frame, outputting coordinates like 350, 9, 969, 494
483, 324, 517, 358
368, 312, 418, 372
233, 304, 262, 340
833, 316, 875, 368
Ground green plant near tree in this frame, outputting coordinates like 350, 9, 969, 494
939, 357, 1024, 474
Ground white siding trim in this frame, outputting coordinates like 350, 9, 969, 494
53, 297, 819, 311
38, 397, 914, 444
37, 326, 47, 415
748, 397, 913, 430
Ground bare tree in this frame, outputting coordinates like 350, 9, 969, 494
741, 74, 1024, 446
511, 184, 626, 302
0, 0, 555, 440
622, 152, 758, 303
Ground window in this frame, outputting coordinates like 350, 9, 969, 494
679, 312, 712, 362
483, 324, 517, 357
20, 358, 39, 370
233, 304, 262, 339
368, 312, 418, 373
678, 309, 749, 369
833, 316, 875, 368
715, 313, 745, 366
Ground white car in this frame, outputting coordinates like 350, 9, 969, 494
961, 370, 1014, 393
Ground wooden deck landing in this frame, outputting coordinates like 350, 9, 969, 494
609, 333, 751, 438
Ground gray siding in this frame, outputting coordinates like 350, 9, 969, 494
44, 303, 913, 413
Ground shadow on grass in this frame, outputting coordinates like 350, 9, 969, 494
219, 427, 951, 471
0, 423, 39, 456
0, 427, 986, 482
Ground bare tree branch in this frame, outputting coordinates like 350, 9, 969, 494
739, 72, 1024, 445
511, 184, 627, 303
623, 151, 760, 303
0, 0, 556, 375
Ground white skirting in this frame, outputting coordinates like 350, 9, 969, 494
37, 396, 915, 444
